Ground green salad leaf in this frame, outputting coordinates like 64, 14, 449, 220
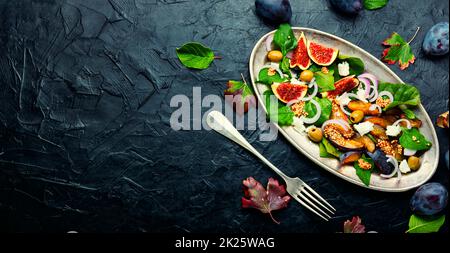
308, 63, 322, 73
353, 154, 374, 186
337, 54, 365, 76
320, 138, 342, 158
273, 24, 298, 56
176, 42, 215, 69
225, 80, 254, 106
363, 0, 389, 10
257, 68, 287, 85
401, 107, 416, 119
314, 69, 335, 92
279, 57, 292, 78
406, 215, 445, 233
264, 90, 294, 126
304, 97, 332, 126
399, 127, 432, 151
378, 82, 420, 110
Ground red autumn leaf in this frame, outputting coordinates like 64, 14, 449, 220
381, 28, 420, 70
241, 177, 291, 224
343, 216, 366, 233
224, 75, 257, 115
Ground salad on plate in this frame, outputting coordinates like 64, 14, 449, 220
257, 24, 432, 186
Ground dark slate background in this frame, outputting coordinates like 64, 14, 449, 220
0, 0, 448, 233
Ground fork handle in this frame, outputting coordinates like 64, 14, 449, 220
206, 111, 289, 181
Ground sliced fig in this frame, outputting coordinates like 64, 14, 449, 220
323, 125, 363, 151
370, 125, 388, 140
365, 117, 389, 128
339, 151, 362, 166
347, 100, 381, 116
322, 76, 359, 98
290, 32, 311, 70
330, 100, 349, 121
307, 41, 338, 66
271, 82, 308, 103
366, 149, 395, 175
355, 135, 376, 153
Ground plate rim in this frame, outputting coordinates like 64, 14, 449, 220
249, 27, 440, 192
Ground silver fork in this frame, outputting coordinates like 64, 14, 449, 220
206, 111, 335, 221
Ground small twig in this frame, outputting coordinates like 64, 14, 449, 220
240, 73, 247, 85
407, 27, 421, 44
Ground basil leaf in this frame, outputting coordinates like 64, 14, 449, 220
321, 138, 342, 158
363, 0, 389, 10
314, 69, 335, 92
263, 90, 294, 126
399, 127, 432, 151
337, 54, 365, 76
257, 68, 287, 85
176, 42, 214, 69
279, 57, 292, 78
304, 97, 332, 126
353, 154, 374, 186
406, 215, 445, 233
274, 23, 298, 56
378, 82, 420, 110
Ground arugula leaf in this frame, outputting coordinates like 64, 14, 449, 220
263, 90, 294, 126
274, 24, 298, 56
406, 215, 445, 233
353, 154, 374, 186
399, 127, 432, 151
321, 138, 342, 158
363, 0, 389, 10
378, 82, 420, 110
304, 97, 332, 126
337, 54, 365, 76
279, 57, 292, 78
257, 68, 287, 85
176, 42, 215, 69
314, 69, 335, 92
382, 32, 415, 70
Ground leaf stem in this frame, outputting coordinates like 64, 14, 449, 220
214, 56, 222, 60
240, 73, 247, 85
407, 27, 421, 44
268, 211, 280, 225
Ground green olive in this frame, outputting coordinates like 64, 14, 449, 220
408, 156, 421, 171
308, 127, 323, 143
300, 70, 314, 82
267, 50, 283, 62
350, 110, 365, 123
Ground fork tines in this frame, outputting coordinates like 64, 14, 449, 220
293, 184, 336, 221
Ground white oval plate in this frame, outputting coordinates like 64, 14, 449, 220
249, 27, 439, 192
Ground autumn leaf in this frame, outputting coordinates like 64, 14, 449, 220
241, 177, 291, 224
224, 74, 256, 115
343, 216, 366, 233
381, 27, 420, 70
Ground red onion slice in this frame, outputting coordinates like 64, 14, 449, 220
286, 50, 293, 59
321, 119, 351, 132
368, 85, 379, 102
265, 34, 274, 52
404, 148, 417, 156
260, 64, 284, 78
301, 80, 318, 102
300, 99, 321, 124
393, 119, 412, 129
378, 91, 394, 102
369, 104, 382, 114
358, 73, 378, 89
358, 77, 371, 97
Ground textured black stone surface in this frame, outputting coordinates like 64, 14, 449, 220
0, 0, 448, 233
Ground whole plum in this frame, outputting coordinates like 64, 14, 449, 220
329, 0, 363, 15
255, 0, 292, 24
410, 183, 448, 216
422, 22, 449, 56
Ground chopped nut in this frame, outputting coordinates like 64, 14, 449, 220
291, 101, 307, 117
357, 159, 372, 170
376, 97, 391, 108
412, 136, 417, 141
377, 139, 395, 156
321, 67, 329, 74
267, 68, 276, 76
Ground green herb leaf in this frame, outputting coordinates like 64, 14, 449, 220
321, 138, 342, 158
304, 97, 332, 126
337, 54, 365, 76
401, 107, 416, 119
319, 142, 334, 158
279, 57, 292, 78
314, 69, 335, 92
363, 0, 389, 10
406, 215, 445, 233
176, 42, 215, 69
273, 24, 298, 56
225, 80, 254, 106
308, 63, 322, 73
382, 32, 415, 70
263, 90, 294, 126
257, 68, 287, 85
378, 82, 420, 110
399, 127, 432, 151
353, 154, 374, 186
